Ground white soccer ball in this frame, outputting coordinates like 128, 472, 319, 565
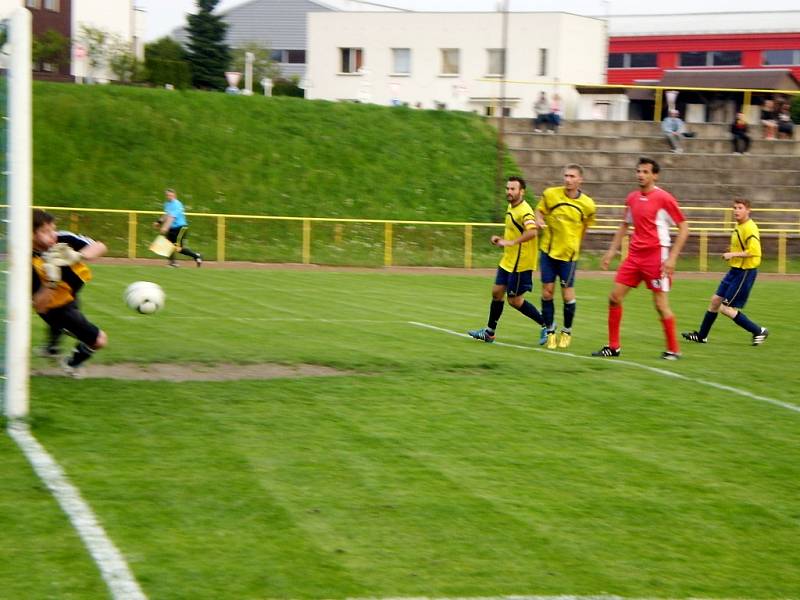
124, 281, 165, 314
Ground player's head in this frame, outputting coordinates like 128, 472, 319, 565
636, 157, 660, 190
165, 188, 177, 200
32, 209, 57, 251
506, 176, 526, 203
732, 198, 752, 223
562, 164, 584, 191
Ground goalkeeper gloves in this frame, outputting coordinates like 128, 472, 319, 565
42, 261, 62, 288
46, 242, 83, 266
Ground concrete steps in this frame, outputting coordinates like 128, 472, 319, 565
495, 118, 800, 226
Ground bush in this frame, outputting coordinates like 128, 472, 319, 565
271, 77, 304, 98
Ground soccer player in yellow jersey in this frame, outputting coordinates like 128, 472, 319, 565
535, 164, 596, 349
468, 176, 544, 342
682, 199, 768, 345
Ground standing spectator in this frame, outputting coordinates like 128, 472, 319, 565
682, 199, 768, 346
155, 188, 203, 267
592, 157, 690, 360
532, 91, 551, 133
777, 105, 795, 139
661, 109, 686, 153
467, 176, 545, 343
730, 112, 751, 155
535, 163, 596, 349
32, 209, 108, 378
760, 98, 778, 140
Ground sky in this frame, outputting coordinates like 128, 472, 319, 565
139, 0, 800, 42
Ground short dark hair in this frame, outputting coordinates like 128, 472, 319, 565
733, 198, 752, 209
637, 156, 660, 174
507, 176, 526, 190
564, 163, 584, 176
33, 209, 55, 233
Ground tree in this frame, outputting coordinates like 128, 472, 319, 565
145, 37, 192, 89
185, 0, 231, 90
32, 29, 69, 72
108, 35, 145, 83
79, 24, 110, 83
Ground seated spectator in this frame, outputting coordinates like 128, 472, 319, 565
760, 99, 778, 140
777, 105, 795, 139
548, 93, 563, 134
661, 109, 686, 153
730, 112, 751, 154
532, 91, 551, 133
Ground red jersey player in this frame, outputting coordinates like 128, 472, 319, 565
593, 157, 690, 360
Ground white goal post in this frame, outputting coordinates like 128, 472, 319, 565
3, 7, 32, 419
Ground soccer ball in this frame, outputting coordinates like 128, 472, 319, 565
124, 281, 165, 314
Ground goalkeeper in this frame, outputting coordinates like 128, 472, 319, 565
32, 209, 108, 378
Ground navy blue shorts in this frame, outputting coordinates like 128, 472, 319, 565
39, 301, 101, 347
716, 268, 758, 309
539, 251, 578, 287
495, 267, 533, 297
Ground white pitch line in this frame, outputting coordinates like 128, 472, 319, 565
7, 421, 147, 600
408, 321, 800, 415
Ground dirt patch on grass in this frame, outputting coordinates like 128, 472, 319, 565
33, 362, 349, 381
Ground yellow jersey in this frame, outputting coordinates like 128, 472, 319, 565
499, 199, 537, 272
729, 218, 761, 269
537, 186, 596, 261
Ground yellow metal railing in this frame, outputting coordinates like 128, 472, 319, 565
32, 205, 800, 274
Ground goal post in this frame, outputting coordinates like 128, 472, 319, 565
3, 7, 32, 420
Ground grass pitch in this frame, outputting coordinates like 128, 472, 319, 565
3, 264, 800, 599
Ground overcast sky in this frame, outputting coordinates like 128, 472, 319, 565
139, 0, 800, 42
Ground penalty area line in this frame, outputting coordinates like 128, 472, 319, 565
7, 421, 147, 599
408, 321, 800, 415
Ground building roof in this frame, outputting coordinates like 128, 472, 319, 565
607, 11, 800, 36
658, 69, 800, 91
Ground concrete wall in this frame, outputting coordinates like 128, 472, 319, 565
306, 12, 606, 118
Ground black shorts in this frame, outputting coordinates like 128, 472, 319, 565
39, 301, 100, 347
166, 226, 189, 246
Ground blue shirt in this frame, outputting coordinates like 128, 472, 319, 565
164, 198, 188, 228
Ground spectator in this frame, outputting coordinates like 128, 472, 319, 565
661, 109, 686, 153
532, 91, 551, 133
760, 99, 778, 140
548, 93, 563, 133
777, 105, 795, 139
730, 112, 751, 155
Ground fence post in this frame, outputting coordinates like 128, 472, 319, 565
303, 219, 311, 264
128, 211, 137, 258
743, 89, 752, 116
464, 224, 473, 269
384, 222, 393, 267
653, 87, 663, 122
217, 216, 226, 263
778, 232, 787, 274
699, 230, 708, 272
621, 234, 629, 260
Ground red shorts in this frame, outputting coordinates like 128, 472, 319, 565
615, 247, 672, 292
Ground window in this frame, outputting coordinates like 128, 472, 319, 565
340, 48, 363, 74
609, 52, 657, 68
440, 48, 459, 75
679, 51, 707, 67
538, 48, 548, 76
25, 0, 40, 8
629, 52, 657, 68
43, 0, 59, 10
391, 48, 411, 75
286, 50, 305, 64
712, 51, 741, 66
487, 48, 505, 76
608, 53, 624, 68
679, 51, 741, 67
763, 49, 798, 65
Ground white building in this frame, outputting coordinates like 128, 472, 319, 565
305, 11, 606, 118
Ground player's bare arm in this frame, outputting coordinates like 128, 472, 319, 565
159, 214, 175, 234
663, 220, 690, 276
79, 241, 108, 261
494, 226, 537, 247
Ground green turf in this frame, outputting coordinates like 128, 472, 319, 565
4, 265, 800, 599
